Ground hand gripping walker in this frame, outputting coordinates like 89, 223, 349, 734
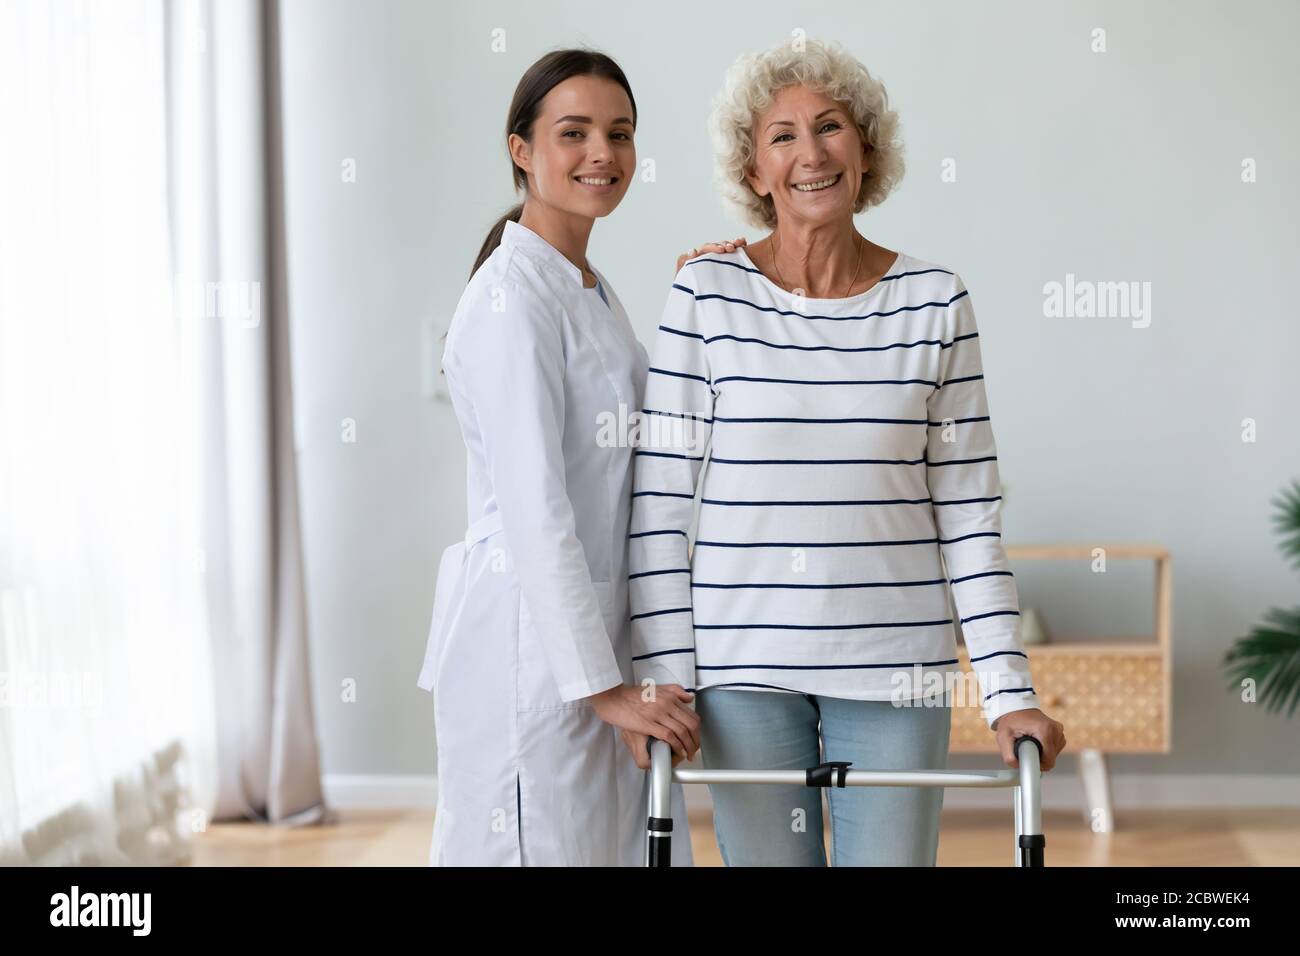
645, 734, 1046, 867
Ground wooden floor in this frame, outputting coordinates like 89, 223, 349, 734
190, 806, 1300, 866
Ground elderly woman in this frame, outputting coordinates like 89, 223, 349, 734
627, 38, 1065, 866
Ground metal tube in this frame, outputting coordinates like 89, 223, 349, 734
649, 739, 673, 815
646, 739, 674, 867
1015, 738, 1044, 867
1013, 785, 1022, 867
673, 768, 1017, 788
1017, 744, 1042, 835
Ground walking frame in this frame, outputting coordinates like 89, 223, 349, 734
645, 735, 1046, 867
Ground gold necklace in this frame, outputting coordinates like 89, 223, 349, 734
771, 231, 865, 298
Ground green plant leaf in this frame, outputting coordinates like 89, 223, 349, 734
1272, 478, 1300, 573
1222, 606, 1300, 719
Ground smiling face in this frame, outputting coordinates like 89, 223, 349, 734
509, 74, 636, 221
744, 84, 872, 229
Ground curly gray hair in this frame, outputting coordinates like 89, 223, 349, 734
709, 38, 905, 230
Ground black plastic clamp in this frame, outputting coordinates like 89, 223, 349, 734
805, 761, 853, 788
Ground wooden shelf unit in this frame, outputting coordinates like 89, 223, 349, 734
948, 544, 1172, 831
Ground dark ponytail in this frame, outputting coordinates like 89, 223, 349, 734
471, 204, 524, 281
469, 48, 638, 281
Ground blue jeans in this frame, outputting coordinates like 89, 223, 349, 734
695, 688, 952, 866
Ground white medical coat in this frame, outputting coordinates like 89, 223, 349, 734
419, 219, 693, 866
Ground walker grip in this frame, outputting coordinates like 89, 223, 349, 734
1014, 735, 1044, 762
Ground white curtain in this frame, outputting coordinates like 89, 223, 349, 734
0, 0, 324, 866
165, 0, 325, 826
0, 0, 215, 865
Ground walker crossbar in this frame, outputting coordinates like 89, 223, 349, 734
645, 735, 1045, 867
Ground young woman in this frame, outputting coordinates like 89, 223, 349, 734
419, 49, 736, 867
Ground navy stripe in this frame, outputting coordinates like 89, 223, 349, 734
628, 568, 691, 580
630, 529, 690, 539
649, 366, 709, 384
671, 282, 695, 295
702, 332, 954, 354
631, 607, 692, 621
634, 450, 706, 461
938, 531, 1001, 544
984, 686, 1036, 702
713, 375, 938, 387
697, 656, 962, 670
641, 407, 714, 424
682, 257, 763, 277
932, 496, 1003, 505
693, 620, 952, 631
701, 496, 932, 507
633, 490, 695, 499
632, 647, 694, 661
682, 257, 764, 277
927, 416, 989, 426
678, 286, 970, 323
969, 649, 1029, 664
928, 455, 997, 467
960, 609, 1020, 624
658, 324, 704, 340
684, 256, 954, 284
711, 415, 928, 425
936, 373, 984, 389
694, 537, 939, 549
693, 578, 946, 590
709, 455, 925, 466
951, 570, 1015, 584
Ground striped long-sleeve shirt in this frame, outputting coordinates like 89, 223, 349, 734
628, 247, 1041, 730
